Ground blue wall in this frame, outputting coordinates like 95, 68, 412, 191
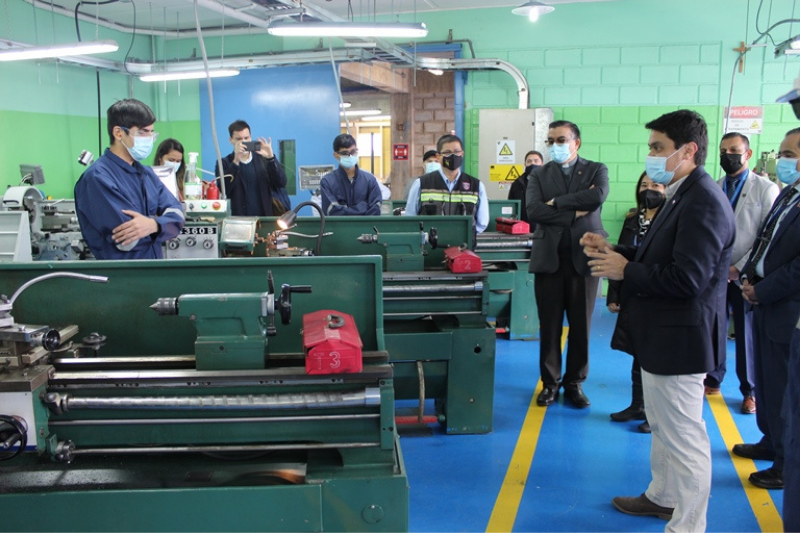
199, 65, 342, 215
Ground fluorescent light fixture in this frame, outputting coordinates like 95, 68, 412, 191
786, 49, 800, 56
0, 39, 118, 61
339, 102, 352, 108
791, 37, 800, 50
339, 109, 382, 117
139, 68, 240, 82
511, 1, 555, 22
361, 115, 392, 121
267, 21, 428, 38
427, 68, 444, 76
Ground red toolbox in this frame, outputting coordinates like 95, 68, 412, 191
495, 217, 530, 234
444, 246, 483, 274
303, 310, 363, 374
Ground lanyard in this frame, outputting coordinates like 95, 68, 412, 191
765, 188, 800, 228
722, 171, 747, 207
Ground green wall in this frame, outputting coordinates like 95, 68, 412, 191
2, 0, 800, 239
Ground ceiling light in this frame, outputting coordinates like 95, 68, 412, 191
791, 37, 800, 50
339, 109, 382, 117
339, 102, 352, 108
361, 115, 392, 121
511, 1, 555, 22
139, 69, 240, 82
267, 21, 428, 38
427, 69, 444, 76
0, 40, 118, 61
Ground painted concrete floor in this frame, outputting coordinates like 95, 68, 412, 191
399, 301, 784, 532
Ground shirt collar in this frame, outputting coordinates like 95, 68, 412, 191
437, 168, 462, 188
104, 148, 144, 175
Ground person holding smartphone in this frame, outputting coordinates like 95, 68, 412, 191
217, 119, 289, 216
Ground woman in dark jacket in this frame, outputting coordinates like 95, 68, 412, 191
607, 171, 666, 433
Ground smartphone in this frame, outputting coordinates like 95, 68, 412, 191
242, 141, 261, 152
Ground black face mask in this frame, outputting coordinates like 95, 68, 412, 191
524, 164, 541, 176
638, 189, 665, 210
442, 154, 463, 171
720, 153, 745, 176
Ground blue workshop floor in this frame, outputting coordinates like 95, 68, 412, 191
399, 300, 784, 532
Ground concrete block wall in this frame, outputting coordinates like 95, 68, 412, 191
412, 91, 456, 176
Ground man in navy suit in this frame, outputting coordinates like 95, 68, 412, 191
733, 127, 800, 491
526, 120, 609, 408
582, 110, 735, 532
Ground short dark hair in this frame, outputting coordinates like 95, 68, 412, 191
634, 171, 648, 210
154, 138, 184, 166
645, 110, 708, 166
333, 134, 357, 152
525, 150, 544, 162
437, 134, 463, 153
786, 127, 800, 142
549, 120, 580, 140
423, 149, 438, 162
228, 120, 250, 138
107, 99, 156, 144
721, 132, 750, 150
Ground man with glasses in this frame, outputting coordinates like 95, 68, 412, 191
75, 99, 184, 260
320, 134, 382, 216
218, 119, 289, 217
526, 120, 608, 408
404, 134, 489, 234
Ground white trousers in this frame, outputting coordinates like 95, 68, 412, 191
642, 369, 711, 533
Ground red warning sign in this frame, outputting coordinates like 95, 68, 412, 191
393, 143, 409, 161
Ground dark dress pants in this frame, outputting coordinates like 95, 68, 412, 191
752, 307, 790, 471
705, 282, 755, 397
784, 328, 800, 532
534, 257, 599, 388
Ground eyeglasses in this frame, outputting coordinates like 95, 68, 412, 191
439, 150, 464, 157
121, 126, 159, 139
337, 149, 359, 157
545, 137, 573, 146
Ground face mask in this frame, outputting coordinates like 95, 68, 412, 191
339, 155, 358, 169
637, 189, 666, 210
424, 162, 441, 174
720, 153, 745, 176
549, 144, 574, 164
442, 154, 463, 171
163, 160, 182, 174
122, 135, 154, 161
645, 147, 685, 185
525, 164, 541, 175
776, 157, 800, 185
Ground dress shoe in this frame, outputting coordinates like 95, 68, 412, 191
638, 420, 651, 433
732, 443, 775, 461
749, 467, 783, 489
612, 493, 674, 520
537, 386, 558, 406
610, 405, 646, 422
564, 386, 590, 408
741, 396, 756, 414
704, 386, 721, 395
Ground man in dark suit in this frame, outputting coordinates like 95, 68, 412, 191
526, 121, 608, 408
508, 150, 543, 226
582, 110, 735, 532
733, 127, 800, 491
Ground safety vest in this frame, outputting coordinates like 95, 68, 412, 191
418, 172, 481, 218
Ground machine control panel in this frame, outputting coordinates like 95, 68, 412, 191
164, 224, 219, 259
184, 199, 228, 217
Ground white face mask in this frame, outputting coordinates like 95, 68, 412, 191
163, 160, 182, 174
424, 161, 441, 174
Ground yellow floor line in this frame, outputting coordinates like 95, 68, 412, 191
486, 328, 568, 533
706, 394, 782, 532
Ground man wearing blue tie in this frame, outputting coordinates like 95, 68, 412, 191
704, 133, 778, 415
735, 127, 800, 490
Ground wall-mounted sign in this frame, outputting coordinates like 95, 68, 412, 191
723, 106, 763, 135
496, 140, 515, 164
489, 164, 524, 182
393, 143, 409, 161
299, 165, 335, 190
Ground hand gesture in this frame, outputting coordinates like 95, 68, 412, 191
256, 137, 274, 159
113, 210, 158, 246
233, 140, 248, 164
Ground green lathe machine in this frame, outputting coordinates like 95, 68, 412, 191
0, 258, 407, 532
248, 214, 495, 434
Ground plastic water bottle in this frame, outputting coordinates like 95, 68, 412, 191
184, 152, 203, 200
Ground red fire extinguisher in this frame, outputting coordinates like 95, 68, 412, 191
205, 179, 220, 200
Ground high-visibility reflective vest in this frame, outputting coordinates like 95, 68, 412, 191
418, 172, 480, 218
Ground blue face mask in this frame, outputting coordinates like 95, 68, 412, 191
123, 136, 155, 161
776, 157, 800, 185
163, 160, 182, 174
549, 144, 574, 164
339, 155, 358, 169
645, 147, 685, 185
424, 162, 441, 174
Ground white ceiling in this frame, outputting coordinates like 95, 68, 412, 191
49, 0, 617, 34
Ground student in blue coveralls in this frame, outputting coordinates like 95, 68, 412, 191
319, 134, 382, 216
74, 99, 185, 260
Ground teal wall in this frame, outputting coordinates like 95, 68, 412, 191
2, 0, 799, 242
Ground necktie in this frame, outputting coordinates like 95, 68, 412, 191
745, 188, 799, 280
726, 176, 740, 201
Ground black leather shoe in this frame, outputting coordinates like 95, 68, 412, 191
564, 386, 590, 408
749, 467, 783, 489
537, 386, 559, 406
610, 405, 646, 422
732, 443, 776, 461
612, 494, 673, 520
638, 421, 651, 433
